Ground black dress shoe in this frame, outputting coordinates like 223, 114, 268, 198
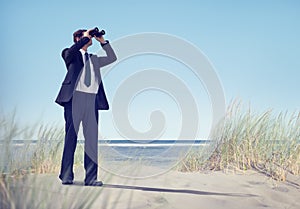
62, 180, 73, 185
84, 181, 103, 186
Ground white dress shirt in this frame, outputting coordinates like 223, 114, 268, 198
75, 49, 99, 94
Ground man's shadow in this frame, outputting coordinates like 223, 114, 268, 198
72, 181, 256, 197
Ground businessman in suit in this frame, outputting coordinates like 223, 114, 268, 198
55, 28, 117, 186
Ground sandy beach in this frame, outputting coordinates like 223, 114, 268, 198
7, 166, 300, 209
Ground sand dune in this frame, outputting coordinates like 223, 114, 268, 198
8, 166, 300, 209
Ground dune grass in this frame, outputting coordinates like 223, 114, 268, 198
179, 101, 300, 181
0, 112, 85, 176
0, 112, 96, 209
1, 101, 300, 207
0, 112, 113, 208
1, 173, 103, 209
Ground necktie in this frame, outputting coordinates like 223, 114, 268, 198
84, 52, 91, 87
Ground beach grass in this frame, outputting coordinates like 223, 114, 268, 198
1, 101, 300, 208
0, 111, 89, 176
1, 171, 107, 209
179, 100, 300, 181
0, 112, 97, 209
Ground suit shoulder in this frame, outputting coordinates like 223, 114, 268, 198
61, 48, 69, 58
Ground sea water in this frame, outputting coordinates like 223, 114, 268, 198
0, 139, 209, 174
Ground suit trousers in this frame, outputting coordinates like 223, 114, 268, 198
59, 91, 99, 184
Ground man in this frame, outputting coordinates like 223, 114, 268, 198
55, 28, 117, 186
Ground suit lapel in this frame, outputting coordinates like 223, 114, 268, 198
90, 55, 102, 81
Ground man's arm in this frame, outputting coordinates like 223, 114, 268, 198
94, 36, 117, 68
98, 42, 117, 68
61, 37, 91, 65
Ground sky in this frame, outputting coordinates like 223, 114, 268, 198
0, 0, 299, 139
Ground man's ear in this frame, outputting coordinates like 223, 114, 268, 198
75, 37, 80, 43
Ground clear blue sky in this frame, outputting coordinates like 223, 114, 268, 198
0, 0, 299, 138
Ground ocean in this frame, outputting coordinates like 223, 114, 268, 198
0, 139, 210, 177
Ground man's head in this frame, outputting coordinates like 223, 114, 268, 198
73, 29, 92, 48
73, 29, 86, 43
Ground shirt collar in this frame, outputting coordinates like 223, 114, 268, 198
80, 49, 88, 55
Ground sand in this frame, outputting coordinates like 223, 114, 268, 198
6, 166, 300, 209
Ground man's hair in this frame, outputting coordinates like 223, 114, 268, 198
73, 29, 87, 43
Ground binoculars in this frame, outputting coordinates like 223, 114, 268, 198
89, 27, 105, 37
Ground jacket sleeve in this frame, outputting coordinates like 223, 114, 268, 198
61, 37, 91, 66
95, 42, 117, 68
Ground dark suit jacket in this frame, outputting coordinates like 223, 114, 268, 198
55, 37, 117, 110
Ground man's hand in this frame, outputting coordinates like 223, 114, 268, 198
95, 36, 107, 44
